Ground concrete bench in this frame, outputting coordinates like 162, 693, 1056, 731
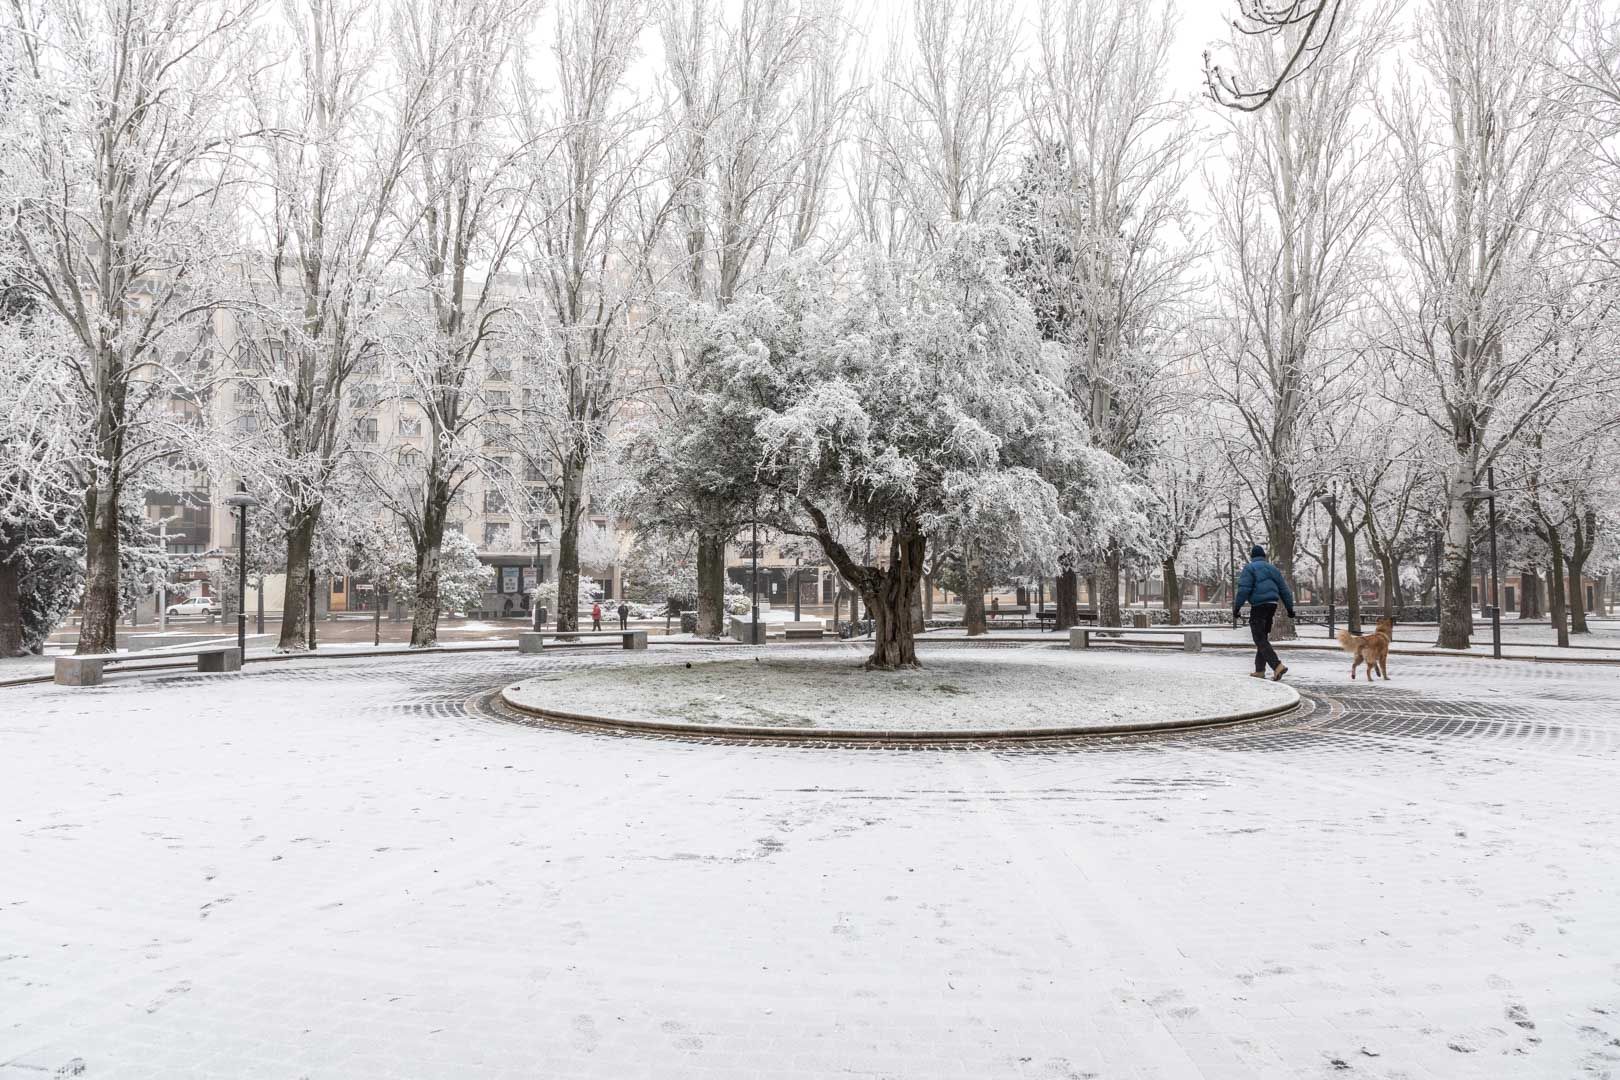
54, 645, 243, 686
1069, 626, 1204, 653
781, 620, 826, 641
518, 630, 647, 654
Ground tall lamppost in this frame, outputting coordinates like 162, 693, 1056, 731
1464, 467, 1502, 659
1326, 496, 1337, 641
223, 482, 260, 653
792, 556, 802, 622
750, 507, 761, 642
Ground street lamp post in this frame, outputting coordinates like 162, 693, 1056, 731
792, 557, 802, 622
156, 520, 185, 631
1226, 501, 1236, 628
1464, 469, 1502, 660
750, 510, 761, 643
1326, 499, 1337, 641
223, 482, 260, 654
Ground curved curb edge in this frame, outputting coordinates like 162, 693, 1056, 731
496, 681, 1303, 745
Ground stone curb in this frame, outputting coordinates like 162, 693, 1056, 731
496, 679, 1303, 745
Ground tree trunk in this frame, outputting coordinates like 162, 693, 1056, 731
77, 484, 121, 655
408, 487, 450, 648
1546, 525, 1569, 649
0, 540, 22, 657
695, 532, 726, 637
1055, 568, 1079, 630
1266, 477, 1299, 641
1161, 558, 1182, 625
1518, 566, 1542, 619
278, 509, 319, 651
962, 550, 987, 636
858, 531, 925, 670
1437, 479, 1475, 650
1567, 509, 1594, 635
554, 449, 588, 635
1099, 547, 1122, 627
1378, 554, 1399, 618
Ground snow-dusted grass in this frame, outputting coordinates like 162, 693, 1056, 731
504, 646, 1296, 732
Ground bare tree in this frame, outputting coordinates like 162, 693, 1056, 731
1378, 0, 1606, 649
1204, 0, 1346, 112
232, 0, 430, 651
511, 0, 662, 635
2, 0, 256, 654
384, 0, 538, 647
1201, 1, 1390, 640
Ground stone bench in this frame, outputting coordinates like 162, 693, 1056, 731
1069, 626, 1204, 653
781, 620, 826, 641
518, 630, 647, 654
54, 645, 243, 686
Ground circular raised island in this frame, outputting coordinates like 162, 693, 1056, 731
500, 646, 1300, 742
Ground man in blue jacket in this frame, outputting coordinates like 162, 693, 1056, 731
1234, 543, 1296, 680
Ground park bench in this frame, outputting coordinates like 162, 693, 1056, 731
781, 620, 827, 641
54, 644, 243, 686
518, 629, 647, 653
1069, 626, 1204, 653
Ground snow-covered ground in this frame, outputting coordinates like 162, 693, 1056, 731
4, 645, 1620, 1078
505, 647, 1295, 732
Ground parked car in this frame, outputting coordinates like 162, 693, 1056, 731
166, 595, 221, 617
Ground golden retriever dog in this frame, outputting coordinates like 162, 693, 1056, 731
1337, 617, 1395, 681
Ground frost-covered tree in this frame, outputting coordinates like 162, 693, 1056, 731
511, 0, 660, 635
385, 0, 538, 647
233, 0, 428, 651
1379, 0, 1604, 649
1019, 0, 1195, 628
645, 0, 852, 637
1, 0, 253, 654
1201, 1, 1391, 640
676, 229, 1100, 669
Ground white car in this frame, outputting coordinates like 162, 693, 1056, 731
166, 595, 221, 617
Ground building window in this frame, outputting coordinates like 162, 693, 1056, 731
354, 417, 379, 443
487, 389, 511, 408
399, 416, 422, 437
487, 357, 512, 382
483, 490, 506, 514
232, 413, 260, 435
482, 423, 510, 448
398, 447, 422, 470
483, 522, 511, 549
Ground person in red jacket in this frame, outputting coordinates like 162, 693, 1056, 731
591, 602, 602, 631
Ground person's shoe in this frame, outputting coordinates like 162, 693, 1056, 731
1250, 671, 1266, 679
1272, 665, 1288, 681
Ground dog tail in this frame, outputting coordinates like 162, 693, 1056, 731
1336, 629, 1358, 653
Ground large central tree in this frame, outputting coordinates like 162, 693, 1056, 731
679, 228, 1088, 669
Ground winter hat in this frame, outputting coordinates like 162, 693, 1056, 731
1249, 544, 1267, 559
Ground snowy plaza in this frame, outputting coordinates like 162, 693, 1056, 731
5, 640, 1620, 1079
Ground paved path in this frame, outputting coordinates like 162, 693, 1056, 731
3, 644, 1619, 1079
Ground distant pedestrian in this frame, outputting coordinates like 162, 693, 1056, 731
990, 596, 1000, 621
1234, 544, 1296, 681
591, 602, 603, 631
617, 601, 629, 630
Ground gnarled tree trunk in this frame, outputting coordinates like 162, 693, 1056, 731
1055, 567, 1079, 630
695, 532, 727, 637
1567, 509, 1595, 635
78, 483, 122, 655
278, 508, 319, 651
1545, 526, 1569, 649
857, 531, 926, 670
1099, 547, 1122, 627
1518, 566, 1542, 619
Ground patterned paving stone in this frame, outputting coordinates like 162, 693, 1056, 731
2, 643, 1618, 1078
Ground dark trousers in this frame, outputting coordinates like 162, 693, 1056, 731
618, 613, 628, 630
592, 616, 602, 631
1250, 603, 1282, 672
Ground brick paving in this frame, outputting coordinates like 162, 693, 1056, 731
3, 644, 1619, 1079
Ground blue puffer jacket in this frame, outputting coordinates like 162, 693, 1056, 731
1235, 558, 1295, 613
